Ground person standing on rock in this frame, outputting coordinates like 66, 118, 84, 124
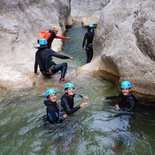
34, 38, 74, 83
47, 26, 70, 49
61, 82, 88, 115
115, 81, 136, 112
82, 23, 95, 63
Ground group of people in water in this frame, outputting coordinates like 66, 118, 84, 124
44, 82, 88, 126
34, 24, 136, 127
43, 80, 136, 127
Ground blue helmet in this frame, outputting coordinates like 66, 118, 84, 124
45, 88, 56, 97
64, 82, 75, 90
39, 38, 47, 45
88, 23, 94, 28
121, 81, 132, 89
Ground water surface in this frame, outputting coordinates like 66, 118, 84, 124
0, 23, 155, 155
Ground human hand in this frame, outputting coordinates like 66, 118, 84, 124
83, 95, 89, 100
115, 104, 120, 110
81, 48, 85, 52
62, 114, 68, 119
70, 56, 74, 61
80, 102, 88, 108
67, 37, 70, 40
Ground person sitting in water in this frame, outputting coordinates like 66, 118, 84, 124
115, 80, 136, 112
34, 38, 74, 83
61, 82, 88, 115
43, 88, 67, 127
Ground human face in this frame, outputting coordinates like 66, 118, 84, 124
121, 88, 131, 96
66, 87, 75, 96
53, 30, 58, 34
48, 93, 57, 102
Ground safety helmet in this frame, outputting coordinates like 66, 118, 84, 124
45, 88, 56, 97
39, 38, 47, 45
51, 26, 59, 31
64, 82, 75, 90
88, 23, 94, 28
121, 81, 132, 89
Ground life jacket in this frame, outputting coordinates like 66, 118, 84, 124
37, 31, 51, 43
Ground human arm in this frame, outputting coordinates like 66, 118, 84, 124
79, 102, 88, 108
82, 33, 87, 48
58, 109, 68, 120
56, 35, 70, 40
51, 50, 73, 60
34, 53, 38, 74
56, 113, 68, 123
74, 94, 89, 100
114, 95, 122, 110
115, 104, 120, 110
61, 97, 81, 115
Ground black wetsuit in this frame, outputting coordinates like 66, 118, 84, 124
47, 30, 56, 49
82, 28, 95, 63
61, 93, 83, 115
117, 94, 136, 112
34, 47, 70, 78
44, 100, 63, 124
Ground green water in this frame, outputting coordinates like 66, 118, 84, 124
64, 23, 87, 67
0, 23, 155, 155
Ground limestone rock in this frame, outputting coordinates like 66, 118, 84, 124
79, 0, 155, 102
0, 0, 71, 90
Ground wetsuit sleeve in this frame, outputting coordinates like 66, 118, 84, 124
34, 53, 38, 73
114, 94, 123, 108
61, 97, 80, 115
82, 33, 87, 48
56, 35, 68, 40
51, 50, 70, 59
74, 94, 84, 98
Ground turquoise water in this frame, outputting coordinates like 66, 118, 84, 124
0, 23, 155, 155
63, 23, 87, 67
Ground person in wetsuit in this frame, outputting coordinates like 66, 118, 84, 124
61, 82, 88, 115
43, 88, 67, 127
82, 23, 95, 63
46, 26, 69, 49
115, 81, 136, 112
34, 38, 74, 82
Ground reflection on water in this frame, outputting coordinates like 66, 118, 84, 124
0, 23, 155, 155
0, 87, 155, 155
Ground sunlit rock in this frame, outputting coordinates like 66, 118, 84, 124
79, 0, 155, 102
0, 0, 72, 90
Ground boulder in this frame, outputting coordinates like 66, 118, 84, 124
0, 0, 72, 90
79, 0, 155, 102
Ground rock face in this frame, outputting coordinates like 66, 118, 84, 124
71, 0, 110, 26
1, 0, 155, 102
0, 0, 72, 90
71, 0, 110, 17
80, 0, 155, 102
